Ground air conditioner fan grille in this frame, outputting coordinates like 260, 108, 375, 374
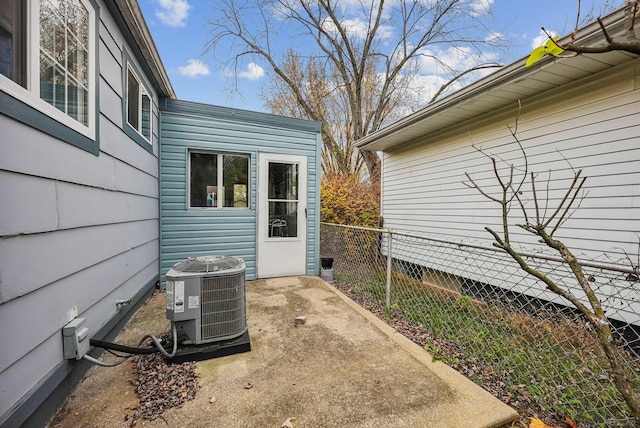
172, 255, 244, 273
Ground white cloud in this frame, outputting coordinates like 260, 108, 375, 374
178, 59, 210, 77
409, 74, 448, 102
322, 17, 367, 39
416, 46, 497, 76
402, 45, 499, 103
238, 63, 265, 80
531, 29, 558, 49
321, 16, 393, 40
470, 0, 494, 16
155, 0, 191, 28
485, 31, 504, 44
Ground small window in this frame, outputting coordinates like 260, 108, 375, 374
189, 151, 250, 209
126, 66, 152, 142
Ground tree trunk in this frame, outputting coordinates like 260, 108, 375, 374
360, 150, 381, 184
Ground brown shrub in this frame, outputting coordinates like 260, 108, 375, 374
320, 173, 380, 227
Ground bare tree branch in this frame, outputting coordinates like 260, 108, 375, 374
543, 1, 640, 56
205, 0, 506, 182
466, 106, 640, 422
429, 62, 502, 103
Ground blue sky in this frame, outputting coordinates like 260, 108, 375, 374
138, 0, 623, 112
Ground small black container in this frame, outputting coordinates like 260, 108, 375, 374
321, 257, 334, 269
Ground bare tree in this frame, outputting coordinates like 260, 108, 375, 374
531, 0, 640, 66
261, 51, 370, 176
562, 0, 639, 54
464, 109, 640, 423
205, 0, 502, 182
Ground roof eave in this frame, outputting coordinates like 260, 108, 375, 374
355, 6, 634, 152
111, 0, 176, 99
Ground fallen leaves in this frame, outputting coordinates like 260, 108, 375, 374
529, 418, 553, 428
332, 280, 581, 428
564, 417, 578, 428
128, 352, 199, 425
528, 417, 578, 428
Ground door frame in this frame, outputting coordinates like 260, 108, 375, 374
257, 152, 307, 278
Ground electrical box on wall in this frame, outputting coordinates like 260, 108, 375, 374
63, 317, 90, 360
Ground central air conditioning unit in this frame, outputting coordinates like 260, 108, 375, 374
165, 255, 247, 345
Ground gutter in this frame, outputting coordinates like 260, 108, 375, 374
354, 58, 526, 149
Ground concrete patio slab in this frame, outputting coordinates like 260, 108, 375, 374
47, 276, 518, 427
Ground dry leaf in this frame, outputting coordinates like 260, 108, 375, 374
564, 417, 578, 428
281, 417, 296, 428
529, 418, 554, 428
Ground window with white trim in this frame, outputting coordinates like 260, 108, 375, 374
189, 151, 250, 209
126, 65, 151, 143
0, 0, 96, 139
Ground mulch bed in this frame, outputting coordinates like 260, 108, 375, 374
127, 346, 198, 425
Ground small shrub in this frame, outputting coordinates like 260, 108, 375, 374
321, 173, 380, 227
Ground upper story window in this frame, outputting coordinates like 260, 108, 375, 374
0, 0, 96, 139
126, 65, 151, 143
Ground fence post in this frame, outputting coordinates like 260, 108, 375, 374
385, 230, 392, 320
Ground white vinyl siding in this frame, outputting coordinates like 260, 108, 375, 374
382, 62, 640, 262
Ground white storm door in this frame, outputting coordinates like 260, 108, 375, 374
257, 153, 307, 278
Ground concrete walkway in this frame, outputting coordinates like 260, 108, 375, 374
48, 276, 517, 427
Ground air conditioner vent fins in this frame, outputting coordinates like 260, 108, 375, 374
172, 255, 244, 274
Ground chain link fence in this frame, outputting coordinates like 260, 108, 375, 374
320, 222, 640, 427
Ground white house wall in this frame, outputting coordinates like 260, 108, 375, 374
382, 60, 640, 322
0, 1, 162, 424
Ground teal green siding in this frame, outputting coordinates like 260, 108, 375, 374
160, 100, 321, 281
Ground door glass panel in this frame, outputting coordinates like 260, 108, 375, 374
268, 162, 298, 238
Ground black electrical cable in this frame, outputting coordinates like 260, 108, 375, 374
85, 323, 178, 366
105, 348, 132, 358
89, 338, 173, 355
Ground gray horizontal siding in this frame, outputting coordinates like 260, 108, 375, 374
0, 219, 158, 302
0, 258, 158, 425
0, 2, 163, 424
160, 105, 320, 281
0, 241, 158, 373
